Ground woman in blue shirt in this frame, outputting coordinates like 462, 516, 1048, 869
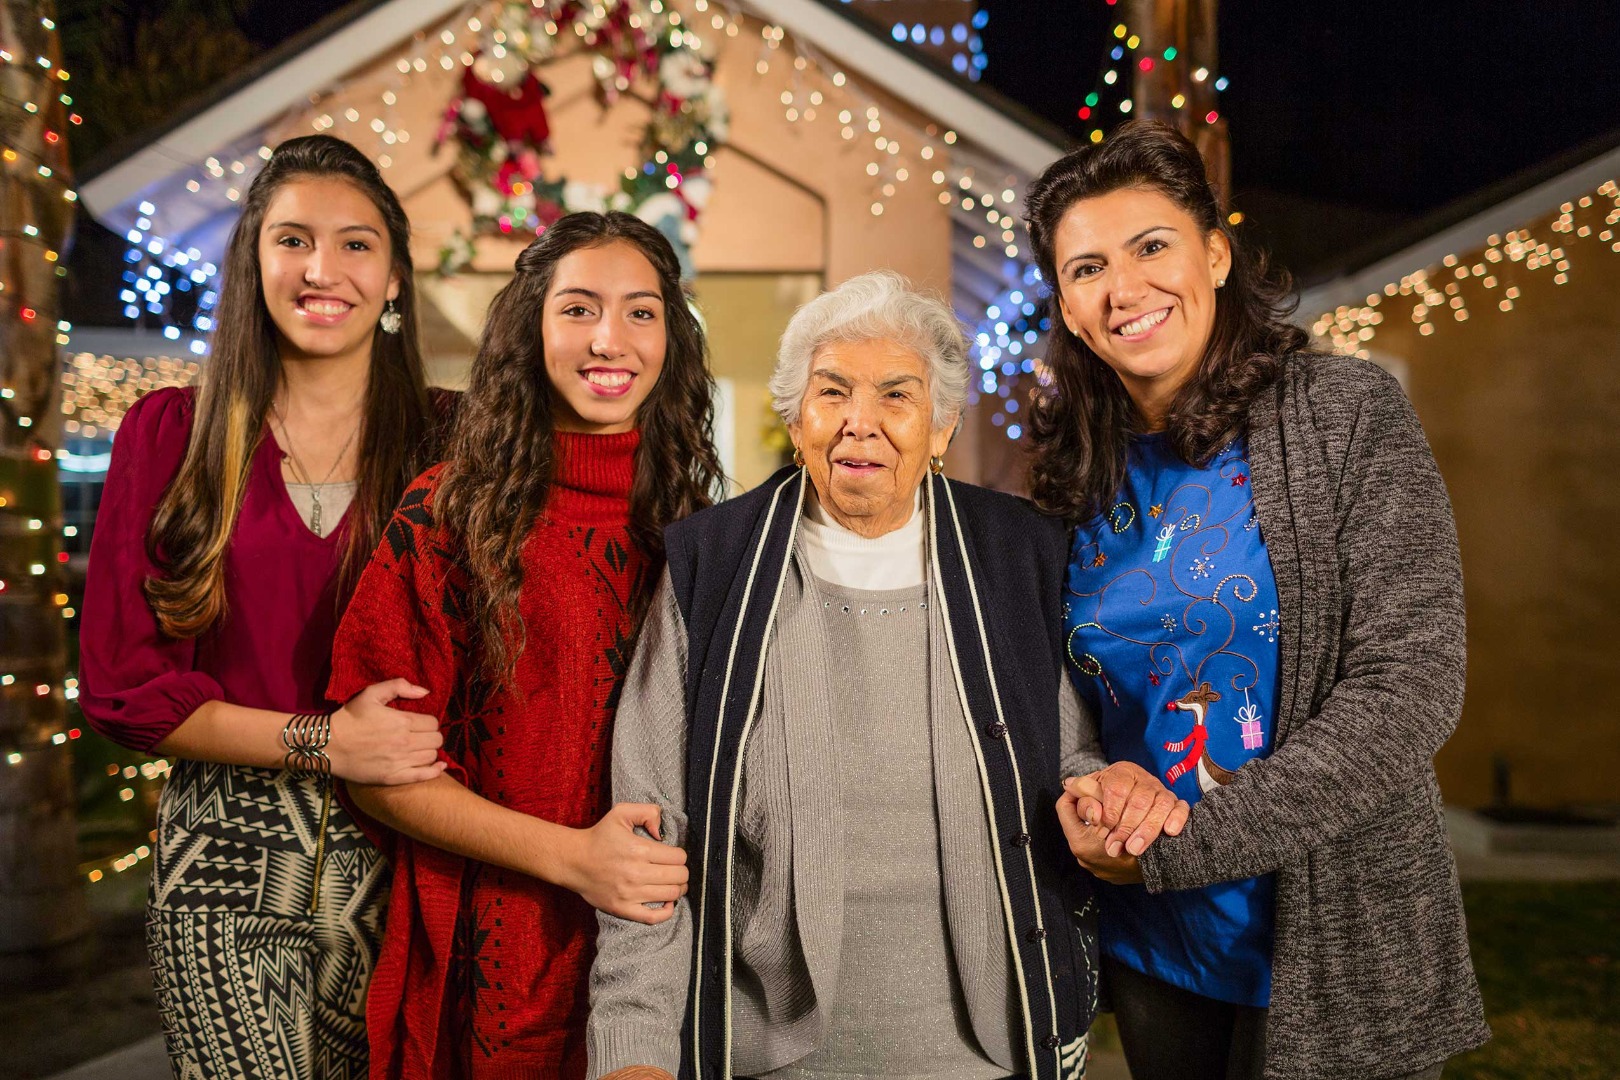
1021, 121, 1487, 1080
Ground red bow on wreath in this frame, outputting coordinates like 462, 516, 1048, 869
461, 65, 551, 148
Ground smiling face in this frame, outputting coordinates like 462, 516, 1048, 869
788, 338, 955, 538
1051, 186, 1232, 428
540, 240, 668, 434
259, 176, 400, 367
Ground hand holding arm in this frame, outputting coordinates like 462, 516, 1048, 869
153, 677, 448, 784
347, 779, 687, 924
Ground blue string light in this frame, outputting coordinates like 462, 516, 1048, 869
968, 263, 1050, 442
116, 197, 218, 356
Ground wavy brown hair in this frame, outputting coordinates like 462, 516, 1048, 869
1024, 120, 1308, 524
434, 211, 722, 682
143, 134, 442, 638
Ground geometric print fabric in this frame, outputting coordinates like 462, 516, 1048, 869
146, 762, 388, 1078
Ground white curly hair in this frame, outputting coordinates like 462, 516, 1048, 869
767, 270, 970, 431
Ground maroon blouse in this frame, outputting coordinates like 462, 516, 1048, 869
80, 386, 351, 753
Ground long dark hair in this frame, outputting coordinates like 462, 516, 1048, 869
435, 211, 722, 681
1024, 120, 1308, 523
144, 134, 441, 638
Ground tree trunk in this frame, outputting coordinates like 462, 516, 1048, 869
1125, 0, 1229, 201
0, 0, 88, 987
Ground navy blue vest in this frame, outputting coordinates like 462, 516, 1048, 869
664, 466, 1099, 1080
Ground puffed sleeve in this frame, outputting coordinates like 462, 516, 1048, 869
80, 387, 226, 753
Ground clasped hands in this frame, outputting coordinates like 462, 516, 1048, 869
1056, 762, 1190, 885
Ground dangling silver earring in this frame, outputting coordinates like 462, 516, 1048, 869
379, 299, 402, 335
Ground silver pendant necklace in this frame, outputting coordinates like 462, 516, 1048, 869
271, 399, 360, 537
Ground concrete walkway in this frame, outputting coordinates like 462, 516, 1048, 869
41, 1035, 168, 1080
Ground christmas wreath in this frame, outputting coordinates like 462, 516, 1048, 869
437, 0, 728, 276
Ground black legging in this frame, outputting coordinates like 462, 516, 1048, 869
1103, 955, 1267, 1080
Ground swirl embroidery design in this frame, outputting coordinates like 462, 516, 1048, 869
1067, 446, 1275, 793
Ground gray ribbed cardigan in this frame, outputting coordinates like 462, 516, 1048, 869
1136, 354, 1490, 1079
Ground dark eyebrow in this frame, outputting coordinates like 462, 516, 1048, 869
266, 221, 382, 237
809, 368, 854, 388
1060, 225, 1178, 275
553, 288, 664, 303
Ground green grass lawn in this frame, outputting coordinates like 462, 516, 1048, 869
1447, 882, 1618, 1079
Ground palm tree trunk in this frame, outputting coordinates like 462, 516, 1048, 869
0, 0, 89, 987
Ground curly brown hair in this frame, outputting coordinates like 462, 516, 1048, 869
434, 211, 722, 682
1023, 120, 1308, 524
144, 134, 442, 638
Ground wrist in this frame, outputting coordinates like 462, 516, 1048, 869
321, 706, 352, 777
526, 818, 583, 888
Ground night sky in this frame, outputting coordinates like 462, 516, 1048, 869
977, 0, 1620, 279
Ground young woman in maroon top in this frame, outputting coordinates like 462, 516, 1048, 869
80, 136, 451, 1079
326, 212, 722, 1079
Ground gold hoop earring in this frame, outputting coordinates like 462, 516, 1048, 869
792, 446, 804, 468
929, 455, 945, 475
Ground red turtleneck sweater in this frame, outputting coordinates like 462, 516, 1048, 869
328, 431, 647, 1080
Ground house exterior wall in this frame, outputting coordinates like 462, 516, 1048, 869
1315, 212, 1620, 811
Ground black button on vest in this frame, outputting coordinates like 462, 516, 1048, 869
1026, 926, 1047, 943
1012, 831, 1031, 847
986, 721, 1007, 739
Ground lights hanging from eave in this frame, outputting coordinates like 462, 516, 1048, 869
1311, 182, 1620, 357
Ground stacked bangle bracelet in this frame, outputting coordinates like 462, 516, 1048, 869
282, 711, 333, 778
282, 710, 336, 913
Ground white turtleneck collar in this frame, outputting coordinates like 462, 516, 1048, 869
797, 485, 927, 590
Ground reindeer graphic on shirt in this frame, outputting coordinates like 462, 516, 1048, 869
1162, 681, 1240, 793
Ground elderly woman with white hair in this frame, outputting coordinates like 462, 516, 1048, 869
585, 272, 1139, 1080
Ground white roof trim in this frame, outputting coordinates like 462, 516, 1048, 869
743, 0, 1063, 176
1300, 140, 1620, 316
79, 0, 469, 221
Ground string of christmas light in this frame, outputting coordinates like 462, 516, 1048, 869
1312, 181, 1620, 356
0, 16, 80, 436
883, 5, 989, 80
81, 827, 162, 883
116, 1, 1025, 333
1077, 15, 1228, 144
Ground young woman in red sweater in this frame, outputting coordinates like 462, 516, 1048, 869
80, 135, 451, 1079
327, 211, 722, 1079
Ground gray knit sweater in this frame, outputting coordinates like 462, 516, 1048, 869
1136, 354, 1490, 1079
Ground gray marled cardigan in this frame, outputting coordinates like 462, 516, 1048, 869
1136, 353, 1490, 1079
